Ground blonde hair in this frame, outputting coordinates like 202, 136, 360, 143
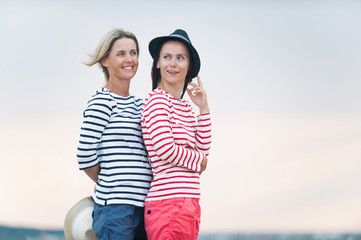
83, 28, 139, 81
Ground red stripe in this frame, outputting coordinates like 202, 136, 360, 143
196, 134, 211, 140
146, 192, 200, 199
151, 175, 199, 183
174, 148, 183, 166
151, 181, 200, 188
156, 143, 173, 158
197, 129, 211, 133
197, 123, 212, 127
141, 89, 211, 201
197, 146, 211, 151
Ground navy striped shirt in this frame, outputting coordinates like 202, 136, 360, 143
77, 88, 152, 207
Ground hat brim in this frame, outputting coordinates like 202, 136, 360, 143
64, 197, 97, 240
149, 36, 200, 79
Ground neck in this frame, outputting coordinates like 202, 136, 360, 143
105, 77, 130, 97
158, 80, 184, 100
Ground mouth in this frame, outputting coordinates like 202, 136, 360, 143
167, 70, 179, 75
122, 66, 134, 70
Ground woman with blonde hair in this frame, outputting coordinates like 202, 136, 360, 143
77, 28, 151, 240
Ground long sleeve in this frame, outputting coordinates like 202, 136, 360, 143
195, 113, 212, 156
77, 96, 113, 170
142, 94, 204, 173
141, 88, 212, 201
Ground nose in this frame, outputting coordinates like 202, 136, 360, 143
170, 57, 177, 67
125, 53, 133, 62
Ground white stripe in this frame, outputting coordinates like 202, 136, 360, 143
77, 89, 151, 206
72, 206, 93, 239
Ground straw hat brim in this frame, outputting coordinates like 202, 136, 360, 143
64, 197, 97, 240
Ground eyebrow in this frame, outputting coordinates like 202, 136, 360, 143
162, 52, 188, 57
115, 49, 137, 53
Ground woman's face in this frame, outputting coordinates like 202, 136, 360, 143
157, 40, 189, 87
102, 37, 138, 81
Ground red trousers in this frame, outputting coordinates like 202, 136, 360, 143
144, 198, 201, 240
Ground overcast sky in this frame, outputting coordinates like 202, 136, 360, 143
1, 0, 361, 233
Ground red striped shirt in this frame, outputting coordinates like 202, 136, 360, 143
141, 88, 212, 201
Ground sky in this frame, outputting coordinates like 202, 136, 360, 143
1, 0, 361, 233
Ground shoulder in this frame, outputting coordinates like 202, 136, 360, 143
88, 88, 112, 102
128, 94, 144, 109
131, 95, 144, 104
85, 88, 114, 110
143, 90, 171, 110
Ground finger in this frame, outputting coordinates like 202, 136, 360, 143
186, 88, 195, 98
197, 75, 203, 87
187, 86, 200, 91
187, 87, 198, 96
187, 86, 201, 93
187, 82, 198, 88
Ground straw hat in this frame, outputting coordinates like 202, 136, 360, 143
64, 197, 97, 240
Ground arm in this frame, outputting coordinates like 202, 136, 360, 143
84, 165, 100, 183
195, 113, 212, 156
142, 94, 204, 172
77, 94, 112, 178
187, 76, 212, 156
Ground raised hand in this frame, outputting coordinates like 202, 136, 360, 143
186, 75, 210, 114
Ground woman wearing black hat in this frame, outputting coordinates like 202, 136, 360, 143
141, 29, 212, 240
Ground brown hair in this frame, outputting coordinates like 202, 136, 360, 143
151, 40, 193, 99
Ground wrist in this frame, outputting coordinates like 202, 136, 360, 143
199, 105, 210, 115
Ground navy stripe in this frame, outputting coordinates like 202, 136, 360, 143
96, 146, 146, 151
88, 103, 112, 112
99, 178, 152, 184
102, 166, 151, 170
98, 152, 147, 157
79, 134, 100, 140
81, 127, 102, 134
102, 133, 143, 138
84, 108, 110, 117
77, 152, 96, 158
109, 120, 141, 125
83, 114, 109, 123
96, 196, 144, 203
77, 89, 150, 207
99, 172, 153, 177
83, 121, 106, 128
79, 139, 143, 145
105, 126, 140, 131
97, 190, 147, 196
78, 159, 97, 165
99, 159, 149, 164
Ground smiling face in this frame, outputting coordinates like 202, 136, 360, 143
157, 40, 190, 88
101, 37, 138, 81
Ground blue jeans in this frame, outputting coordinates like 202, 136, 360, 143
92, 203, 147, 240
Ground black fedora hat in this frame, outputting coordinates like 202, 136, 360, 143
148, 29, 201, 78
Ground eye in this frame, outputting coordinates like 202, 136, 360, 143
116, 51, 125, 56
130, 50, 137, 56
177, 56, 184, 60
163, 55, 170, 59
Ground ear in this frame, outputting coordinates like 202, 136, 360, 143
156, 60, 160, 69
101, 58, 108, 67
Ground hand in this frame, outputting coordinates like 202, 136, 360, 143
199, 154, 208, 175
187, 75, 210, 114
